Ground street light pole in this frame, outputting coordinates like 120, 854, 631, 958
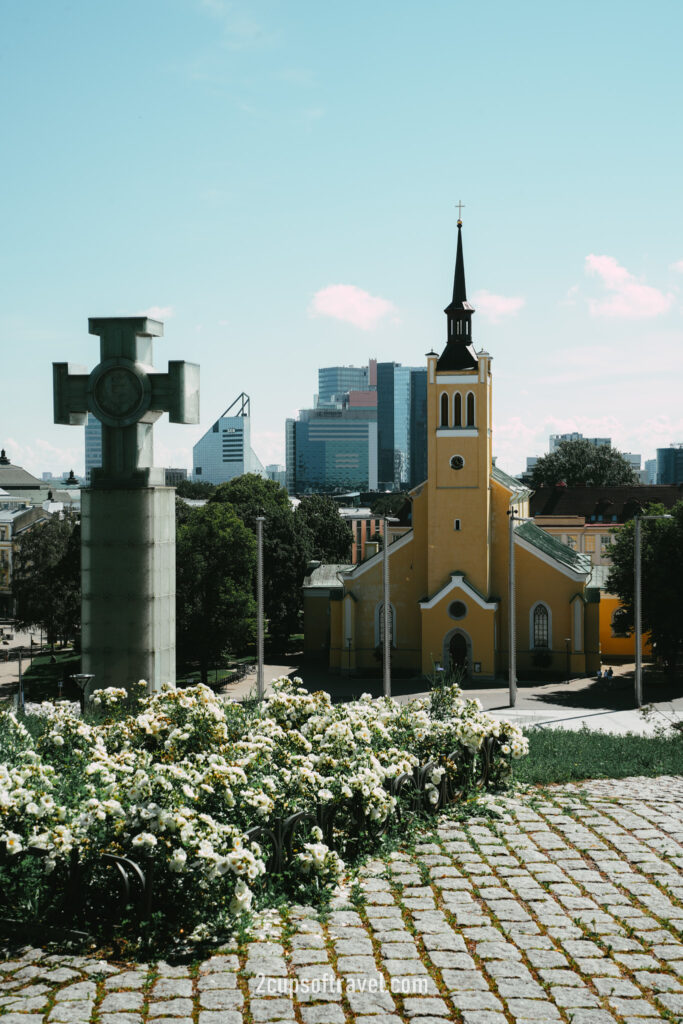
634, 513, 672, 708
382, 515, 392, 699
508, 511, 517, 708
256, 515, 265, 701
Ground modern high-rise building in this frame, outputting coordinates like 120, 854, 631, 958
287, 405, 378, 493
317, 363, 374, 405
377, 362, 426, 490
192, 393, 266, 485
266, 464, 286, 488
409, 368, 428, 488
84, 412, 102, 485
656, 443, 683, 484
549, 432, 611, 451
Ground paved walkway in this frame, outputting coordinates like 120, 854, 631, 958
4, 775, 683, 1022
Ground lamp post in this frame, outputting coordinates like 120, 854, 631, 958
634, 513, 672, 707
70, 673, 95, 714
382, 515, 399, 699
255, 515, 265, 701
17, 646, 24, 713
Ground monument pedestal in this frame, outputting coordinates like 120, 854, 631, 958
81, 486, 176, 691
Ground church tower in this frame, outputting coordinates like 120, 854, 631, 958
425, 218, 493, 598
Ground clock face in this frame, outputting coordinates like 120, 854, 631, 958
450, 454, 465, 471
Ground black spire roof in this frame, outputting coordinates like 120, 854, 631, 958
436, 219, 477, 372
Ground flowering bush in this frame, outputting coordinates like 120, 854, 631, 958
0, 676, 526, 950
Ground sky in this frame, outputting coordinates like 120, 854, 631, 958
2, 0, 683, 481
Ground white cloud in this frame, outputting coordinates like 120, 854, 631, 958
471, 289, 525, 323
670, 259, 683, 274
585, 254, 673, 318
309, 284, 398, 331
142, 306, 174, 321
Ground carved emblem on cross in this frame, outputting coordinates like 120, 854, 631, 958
54, 317, 199, 487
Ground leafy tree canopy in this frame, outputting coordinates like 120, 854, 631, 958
13, 514, 81, 645
210, 474, 307, 647
176, 503, 256, 682
531, 440, 637, 488
370, 492, 410, 518
295, 494, 353, 564
175, 479, 217, 499
606, 500, 683, 672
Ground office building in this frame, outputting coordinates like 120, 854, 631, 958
85, 413, 102, 485
318, 363, 374, 405
192, 393, 266, 485
656, 443, 683, 484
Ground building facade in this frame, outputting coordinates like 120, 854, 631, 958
304, 221, 601, 680
288, 405, 378, 493
656, 444, 683, 484
192, 394, 266, 485
84, 413, 102, 485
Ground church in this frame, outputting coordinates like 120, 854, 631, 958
303, 220, 601, 681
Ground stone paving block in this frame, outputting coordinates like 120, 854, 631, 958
435, 969, 488, 990
474, 941, 522, 960
0, 1016, 46, 1024
494, 979, 545, 999
334, 939, 374, 955
426, 952, 477, 971
300, 1005, 346, 1024
250, 996, 295, 1020
593, 977, 642, 996
104, 969, 149, 989
201, 955, 240, 972
574, 958, 621, 975
335, 955, 378, 973
634, 970, 683, 990
98, 1014, 144, 1024
450, 991, 504, 1011
379, 943, 419, 959
346, 989, 396, 1013
608, 997, 661, 1016
4, 996, 49, 1012
100, 991, 144, 1012
148, 1019, 194, 1024
152, 978, 193, 998
147, 998, 194, 1017
655, 992, 683, 1013
504, 998, 562, 1019
550, 986, 600, 1007
197, 971, 239, 989
198, 1013, 243, 1024
48, 1002, 95, 1022
402, 996, 450, 1017
199, 988, 244, 1009
291, 949, 330, 964
53, 981, 97, 1001
458, 1013, 507, 1024
421, 932, 467, 951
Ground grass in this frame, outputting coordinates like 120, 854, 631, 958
512, 726, 683, 785
20, 650, 81, 702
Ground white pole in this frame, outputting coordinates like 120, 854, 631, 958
383, 515, 391, 699
634, 515, 642, 708
508, 511, 517, 708
256, 516, 265, 701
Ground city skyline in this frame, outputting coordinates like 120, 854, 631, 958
3, 1, 683, 479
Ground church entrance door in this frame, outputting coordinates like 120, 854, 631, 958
449, 633, 468, 673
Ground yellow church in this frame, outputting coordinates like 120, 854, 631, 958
304, 221, 601, 682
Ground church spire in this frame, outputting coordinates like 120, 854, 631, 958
437, 216, 477, 372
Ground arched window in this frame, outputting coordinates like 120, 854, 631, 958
466, 392, 475, 426
453, 392, 462, 427
531, 603, 550, 649
375, 603, 397, 648
440, 392, 449, 427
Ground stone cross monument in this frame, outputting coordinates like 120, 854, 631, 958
54, 317, 199, 691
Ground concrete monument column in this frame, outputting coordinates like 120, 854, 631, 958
53, 317, 199, 691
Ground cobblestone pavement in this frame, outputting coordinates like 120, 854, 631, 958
3, 775, 683, 1023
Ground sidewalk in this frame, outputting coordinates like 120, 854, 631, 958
4, 775, 683, 1021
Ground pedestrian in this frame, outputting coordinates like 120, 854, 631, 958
606, 667, 613, 680
596, 668, 603, 681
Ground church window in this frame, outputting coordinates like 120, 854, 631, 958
454, 518, 461, 531
532, 604, 550, 649
448, 600, 467, 619
466, 392, 475, 426
440, 392, 449, 427
453, 392, 462, 427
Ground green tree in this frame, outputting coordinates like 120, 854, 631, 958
606, 501, 683, 673
175, 479, 217, 500
370, 492, 410, 518
176, 503, 256, 683
295, 494, 353, 563
13, 514, 81, 645
531, 440, 637, 488
210, 474, 309, 648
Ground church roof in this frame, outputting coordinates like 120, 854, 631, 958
0, 458, 46, 491
436, 219, 478, 372
303, 563, 354, 591
514, 519, 591, 576
492, 464, 532, 497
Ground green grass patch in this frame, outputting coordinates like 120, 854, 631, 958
513, 726, 683, 785
21, 651, 81, 702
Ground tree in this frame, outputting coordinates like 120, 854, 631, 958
370, 492, 410, 518
606, 501, 683, 673
210, 474, 308, 648
175, 479, 217, 500
12, 514, 81, 645
531, 440, 637, 488
295, 494, 353, 563
176, 503, 256, 682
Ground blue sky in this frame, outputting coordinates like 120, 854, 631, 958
3, 0, 683, 479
